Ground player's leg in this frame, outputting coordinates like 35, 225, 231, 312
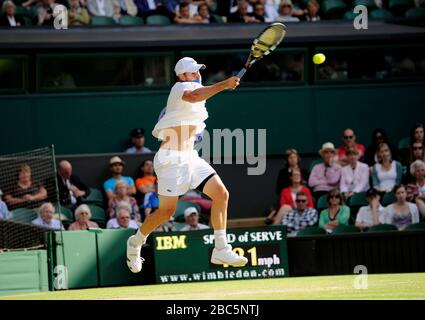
127, 195, 178, 273
271, 205, 292, 225
201, 175, 248, 266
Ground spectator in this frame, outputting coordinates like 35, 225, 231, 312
107, 204, 139, 229
4, 164, 48, 210
57, 160, 90, 211
228, 0, 257, 23
339, 147, 370, 199
37, 0, 59, 26
248, 3, 266, 22
408, 141, 425, 165
174, 2, 203, 24
32, 202, 64, 230
282, 191, 318, 236
115, 0, 138, 17
103, 156, 136, 201
319, 189, 350, 233
355, 188, 387, 230
134, 0, 174, 22
275, 0, 300, 22
68, 0, 91, 26
141, 182, 159, 220
268, 169, 314, 225
176, 0, 200, 17
275, 148, 309, 195
135, 159, 156, 200
409, 123, 424, 144
216, 0, 238, 17
126, 128, 152, 154
257, 0, 279, 22
385, 184, 420, 230
337, 128, 366, 166
68, 204, 99, 230
174, 206, 209, 231
372, 143, 402, 194
303, 0, 320, 21
179, 189, 213, 216
0, 189, 9, 220
86, 0, 115, 18
308, 142, 342, 200
108, 179, 140, 221
364, 128, 398, 167
0, 1, 25, 27
196, 2, 218, 23
406, 160, 425, 219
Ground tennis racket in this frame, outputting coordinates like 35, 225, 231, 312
237, 23, 287, 79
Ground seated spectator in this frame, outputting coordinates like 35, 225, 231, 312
86, 0, 116, 19
68, 204, 99, 230
37, 0, 59, 26
134, 0, 174, 22
57, 160, 90, 211
228, 0, 257, 23
364, 128, 398, 167
135, 159, 156, 199
0, 189, 9, 220
355, 188, 387, 231
410, 123, 424, 145
107, 204, 139, 229
68, 0, 91, 26
337, 128, 366, 166
176, 0, 200, 17
339, 147, 370, 199
32, 202, 64, 230
308, 142, 342, 201
404, 141, 425, 176
196, 2, 218, 23
318, 189, 350, 233
385, 184, 420, 230
282, 191, 318, 236
267, 169, 313, 225
406, 160, 425, 219
141, 183, 159, 221
174, 3, 203, 24
372, 143, 402, 194
179, 189, 212, 216
103, 156, 136, 201
126, 128, 152, 154
275, 148, 309, 195
248, 2, 265, 22
173, 206, 209, 231
257, 0, 279, 22
115, 0, 138, 18
4, 164, 48, 210
303, 0, 320, 21
108, 179, 140, 221
0, 1, 25, 27
275, 0, 300, 22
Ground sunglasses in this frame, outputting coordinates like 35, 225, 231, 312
296, 199, 307, 203
344, 136, 354, 140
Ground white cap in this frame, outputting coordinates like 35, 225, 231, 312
319, 142, 336, 155
174, 57, 206, 76
184, 206, 199, 217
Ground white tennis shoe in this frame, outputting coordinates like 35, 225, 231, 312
210, 244, 248, 267
126, 236, 144, 273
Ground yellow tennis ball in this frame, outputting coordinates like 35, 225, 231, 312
313, 53, 326, 65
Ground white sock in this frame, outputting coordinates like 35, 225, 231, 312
214, 229, 228, 250
130, 229, 147, 247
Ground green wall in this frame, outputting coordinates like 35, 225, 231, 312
1, 82, 424, 155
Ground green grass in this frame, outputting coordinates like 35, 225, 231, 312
2, 273, 425, 300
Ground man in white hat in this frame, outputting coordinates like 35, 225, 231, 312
127, 57, 247, 272
103, 156, 136, 201
308, 142, 342, 200
177, 206, 210, 231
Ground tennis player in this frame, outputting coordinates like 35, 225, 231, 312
126, 57, 248, 273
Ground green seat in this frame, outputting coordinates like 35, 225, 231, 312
54, 204, 74, 221
309, 159, 323, 172
344, 10, 358, 19
389, 0, 412, 16
370, 8, 394, 18
317, 195, 328, 211
405, 222, 425, 230
348, 192, 368, 207
297, 226, 327, 236
119, 15, 144, 25
9, 208, 39, 224
353, 0, 377, 9
91, 16, 116, 26
332, 225, 361, 234
321, 0, 347, 19
146, 15, 171, 25
382, 192, 396, 206
398, 137, 410, 150
173, 201, 201, 223
14, 6, 32, 18
172, 222, 186, 231
367, 223, 398, 232
405, 7, 425, 17
82, 188, 105, 207
87, 204, 107, 227
211, 14, 223, 23
20, 15, 33, 26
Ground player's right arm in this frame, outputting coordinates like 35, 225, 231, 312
182, 76, 240, 103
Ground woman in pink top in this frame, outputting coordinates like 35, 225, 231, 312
68, 204, 99, 231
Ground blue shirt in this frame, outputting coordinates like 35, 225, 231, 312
32, 217, 64, 230
142, 191, 159, 209
0, 200, 9, 220
103, 176, 135, 193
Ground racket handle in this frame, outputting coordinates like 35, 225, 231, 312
237, 68, 247, 79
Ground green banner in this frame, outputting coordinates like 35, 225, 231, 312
153, 225, 288, 284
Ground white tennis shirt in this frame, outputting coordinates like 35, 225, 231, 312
152, 81, 208, 141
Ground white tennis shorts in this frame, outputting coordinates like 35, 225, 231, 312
153, 149, 216, 196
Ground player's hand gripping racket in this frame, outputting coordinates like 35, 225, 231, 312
237, 23, 287, 79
